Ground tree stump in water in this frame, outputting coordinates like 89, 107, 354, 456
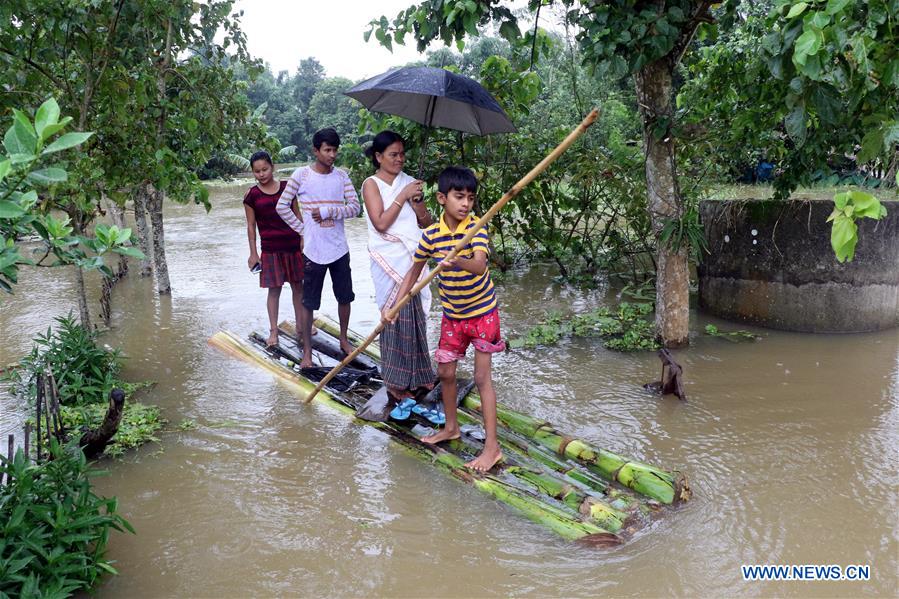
79, 388, 126, 459
643, 349, 686, 401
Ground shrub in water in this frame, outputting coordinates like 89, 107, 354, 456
0, 441, 133, 596
5, 315, 121, 406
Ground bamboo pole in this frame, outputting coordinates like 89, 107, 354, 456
305, 109, 600, 403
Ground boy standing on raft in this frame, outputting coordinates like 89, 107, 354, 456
277, 128, 361, 368
384, 166, 505, 472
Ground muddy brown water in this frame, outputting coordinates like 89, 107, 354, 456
1, 182, 896, 597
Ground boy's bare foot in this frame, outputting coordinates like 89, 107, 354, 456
421, 426, 460, 445
266, 331, 279, 348
339, 339, 356, 357
466, 446, 503, 473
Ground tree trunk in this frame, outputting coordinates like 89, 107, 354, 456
73, 265, 92, 330
132, 184, 154, 277
635, 58, 690, 348
147, 185, 171, 295
79, 388, 125, 459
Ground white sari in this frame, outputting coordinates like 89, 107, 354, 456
363, 171, 431, 312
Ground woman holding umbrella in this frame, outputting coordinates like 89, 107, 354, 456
362, 131, 436, 401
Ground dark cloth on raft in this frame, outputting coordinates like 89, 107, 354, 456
380, 295, 436, 395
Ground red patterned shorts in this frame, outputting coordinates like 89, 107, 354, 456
435, 309, 505, 363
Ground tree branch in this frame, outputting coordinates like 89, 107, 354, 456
0, 47, 65, 91
672, 1, 716, 66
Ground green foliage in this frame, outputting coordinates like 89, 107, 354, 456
235, 59, 361, 159
680, 0, 899, 194
826, 189, 888, 262
508, 302, 660, 352
4, 315, 122, 406
59, 401, 165, 458
0, 0, 263, 221
0, 440, 134, 597
0, 99, 139, 294
658, 206, 709, 259
704, 323, 759, 341
338, 31, 652, 284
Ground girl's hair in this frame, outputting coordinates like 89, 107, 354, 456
363, 131, 405, 169
249, 150, 273, 168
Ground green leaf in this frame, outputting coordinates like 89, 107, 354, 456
793, 27, 823, 64
12, 109, 36, 138
784, 106, 807, 144
825, 0, 851, 15
34, 98, 61, 139
111, 246, 145, 258
809, 11, 831, 29
787, 2, 809, 18
27, 167, 68, 185
38, 117, 73, 141
0, 159, 10, 183
830, 214, 857, 262
42, 132, 93, 155
499, 20, 520, 42
856, 127, 884, 163
0, 200, 26, 218
4, 119, 38, 156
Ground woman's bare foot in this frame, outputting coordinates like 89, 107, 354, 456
299, 355, 313, 369
266, 330, 279, 347
421, 426, 460, 445
466, 445, 503, 473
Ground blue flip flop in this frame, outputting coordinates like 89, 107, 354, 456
421, 407, 446, 426
389, 398, 417, 421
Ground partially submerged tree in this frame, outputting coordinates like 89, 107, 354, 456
1, 0, 262, 304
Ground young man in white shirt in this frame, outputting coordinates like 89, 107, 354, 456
276, 128, 361, 368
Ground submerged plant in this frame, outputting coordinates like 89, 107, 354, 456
508, 302, 660, 352
704, 324, 759, 342
55, 401, 164, 458
6, 316, 161, 458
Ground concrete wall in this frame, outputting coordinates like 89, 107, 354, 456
698, 198, 899, 333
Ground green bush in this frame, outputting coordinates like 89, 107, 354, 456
5, 315, 121, 406
0, 441, 134, 597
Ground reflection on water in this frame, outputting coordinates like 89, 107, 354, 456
1, 183, 897, 597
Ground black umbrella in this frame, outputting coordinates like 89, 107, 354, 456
344, 66, 516, 174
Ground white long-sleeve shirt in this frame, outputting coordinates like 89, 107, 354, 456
276, 165, 361, 265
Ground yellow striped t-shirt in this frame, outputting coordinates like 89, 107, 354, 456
413, 214, 497, 320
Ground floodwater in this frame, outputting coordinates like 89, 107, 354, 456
1, 182, 897, 598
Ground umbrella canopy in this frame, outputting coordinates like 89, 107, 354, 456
344, 67, 516, 135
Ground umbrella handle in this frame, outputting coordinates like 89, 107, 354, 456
305, 108, 600, 404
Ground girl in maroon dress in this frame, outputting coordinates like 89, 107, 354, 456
243, 151, 305, 347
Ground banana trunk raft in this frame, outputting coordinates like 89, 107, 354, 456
208, 317, 690, 545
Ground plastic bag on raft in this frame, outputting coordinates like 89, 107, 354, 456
300, 366, 373, 393
355, 387, 396, 422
